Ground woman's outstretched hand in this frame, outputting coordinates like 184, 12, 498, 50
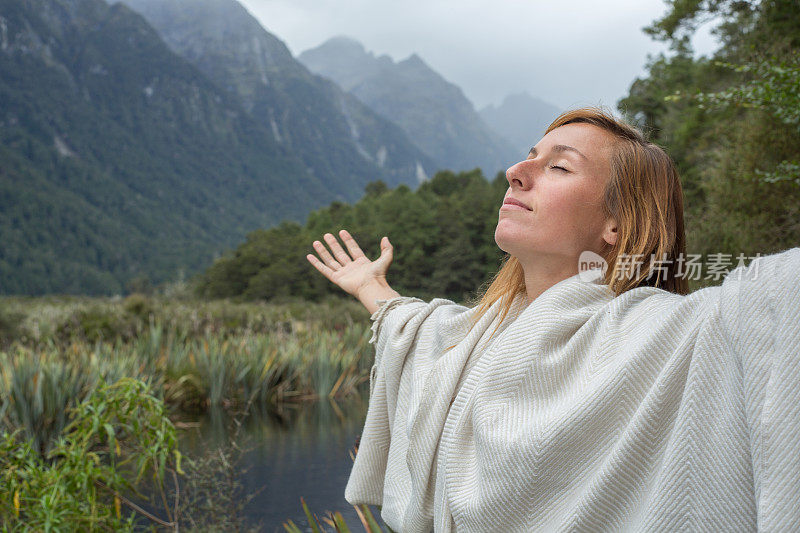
306, 229, 400, 314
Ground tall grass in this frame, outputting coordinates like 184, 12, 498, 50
0, 294, 369, 348
0, 295, 374, 454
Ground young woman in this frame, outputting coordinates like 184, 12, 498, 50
306, 108, 800, 532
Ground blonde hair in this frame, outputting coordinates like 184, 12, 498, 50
470, 107, 688, 335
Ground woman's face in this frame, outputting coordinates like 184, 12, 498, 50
495, 122, 617, 267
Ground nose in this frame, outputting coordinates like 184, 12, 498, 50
505, 159, 534, 191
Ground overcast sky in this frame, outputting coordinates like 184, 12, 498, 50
238, 0, 719, 111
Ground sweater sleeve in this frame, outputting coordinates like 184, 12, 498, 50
367, 296, 426, 397
718, 247, 800, 531
345, 296, 475, 531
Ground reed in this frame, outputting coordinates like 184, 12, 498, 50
0, 296, 375, 454
0, 294, 369, 348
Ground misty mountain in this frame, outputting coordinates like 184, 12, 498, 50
0, 0, 438, 295
479, 92, 562, 156
0, 0, 355, 295
298, 36, 519, 176
123, 0, 435, 195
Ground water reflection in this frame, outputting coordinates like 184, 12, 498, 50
179, 391, 379, 532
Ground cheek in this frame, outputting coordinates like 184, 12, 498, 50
544, 188, 582, 214
543, 189, 605, 238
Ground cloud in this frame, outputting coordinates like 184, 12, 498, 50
239, 0, 719, 109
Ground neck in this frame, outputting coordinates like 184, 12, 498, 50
519, 255, 579, 304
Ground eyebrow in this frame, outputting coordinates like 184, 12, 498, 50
527, 144, 589, 161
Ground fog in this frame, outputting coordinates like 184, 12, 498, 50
239, 0, 719, 110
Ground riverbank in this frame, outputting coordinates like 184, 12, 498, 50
0, 294, 386, 530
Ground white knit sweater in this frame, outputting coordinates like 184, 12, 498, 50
344, 248, 800, 532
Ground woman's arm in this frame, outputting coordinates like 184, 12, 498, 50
306, 229, 400, 314
718, 247, 800, 530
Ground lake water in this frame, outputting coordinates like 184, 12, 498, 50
178, 392, 384, 532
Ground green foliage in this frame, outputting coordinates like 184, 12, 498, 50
668, 58, 800, 185
619, 0, 800, 279
690, 60, 800, 125
757, 160, 800, 186
364, 180, 389, 197
0, 306, 25, 342
0, 294, 369, 348
0, 378, 180, 530
643, 0, 757, 43
0, 297, 376, 529
198, 170, 509, 304
0, 345, 99, 456
0, 296, 373, 455
0, 374, 263, 531
171, 422, 261, 532
0, 0, 430, 297
283, 498, 393, 533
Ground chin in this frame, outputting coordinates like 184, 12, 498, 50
494, 226, 520, 256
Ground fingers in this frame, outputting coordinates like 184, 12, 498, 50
339, 229, 367, 260
308, 231, 374, 277
306, 253, 335, 280
375, 236, 394, 269
312, 239, 339, 270
323, 232, 352, 265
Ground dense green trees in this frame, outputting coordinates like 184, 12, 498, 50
619, 0, 800, 262
0, 0, 431, 296
196, 170, 508, 304
0, 0, 329, 295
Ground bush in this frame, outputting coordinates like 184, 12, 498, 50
0, 378, 181, 530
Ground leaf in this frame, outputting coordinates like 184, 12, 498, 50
355, 504, 383, 533
174, 449, 185, 475
282, 519, 303, 533
332, 511, 352, 533
301, 497, 322, 533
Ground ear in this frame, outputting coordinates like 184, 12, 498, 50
602, 218, 618, 247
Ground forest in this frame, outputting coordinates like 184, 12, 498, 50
195, 170, 509, 304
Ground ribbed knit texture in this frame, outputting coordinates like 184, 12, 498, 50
345, 248, 800, 532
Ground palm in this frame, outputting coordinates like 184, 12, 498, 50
306, 230, 393, 297
325, 256, 375, 293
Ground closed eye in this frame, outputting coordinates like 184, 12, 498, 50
549, 164, 569, 172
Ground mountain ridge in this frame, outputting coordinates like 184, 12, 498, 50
0, 0, 356, 294
299, 36, 519, 175
479, 92, 562, 156
123, 0, 436, 196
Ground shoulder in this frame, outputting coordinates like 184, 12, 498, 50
718, 247, 800, 311
717, 247, 800, 340
599, 283, 718, 340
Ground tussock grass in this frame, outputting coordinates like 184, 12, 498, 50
0, 295, 374, 454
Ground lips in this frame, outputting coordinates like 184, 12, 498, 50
503, 196, 532, 210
